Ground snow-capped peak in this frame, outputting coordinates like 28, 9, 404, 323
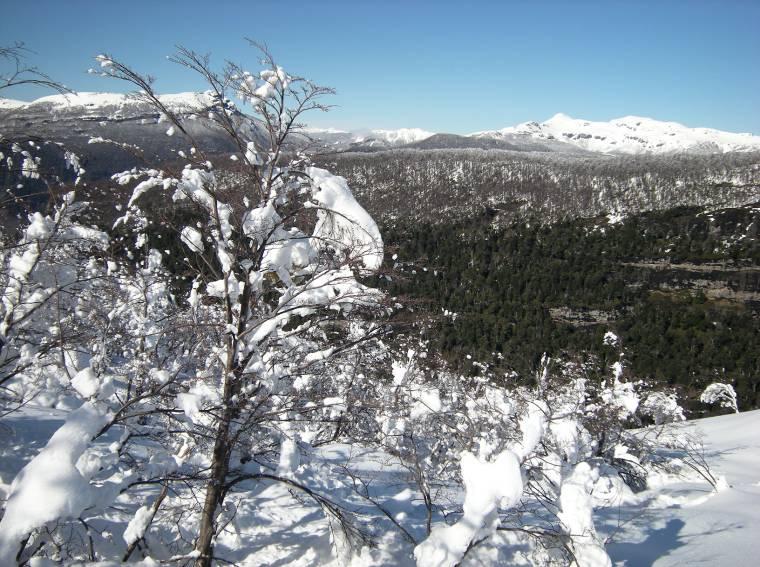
473, 113, 760, 155
545, 112, 573, 123
367, 128, 434, 145
0, 98, 25, 110
0, 92, 218, 114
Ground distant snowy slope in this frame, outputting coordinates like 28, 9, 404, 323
0, 91, 266, 177
301, 126, 433, 149
0, 98, 25, 110
472, 113, 760, 155
311, 115, 760, 155
1, 91, 218, 117
367, 127, 434, 145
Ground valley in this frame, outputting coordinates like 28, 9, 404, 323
3, 93, 760, 414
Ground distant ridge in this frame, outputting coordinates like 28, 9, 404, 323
470, 113, 760, 155
3, 92, 760, 155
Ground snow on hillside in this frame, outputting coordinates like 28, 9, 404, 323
302, 127, 350, 135
0, 98, 25, 110
367, 128, 434, 145
472, 113, 760, 155
4, 93, 757, 155
0, 93, 433, 148
0, 91, 217, 115
303, 126, 434, 147
306, 116, 759, 154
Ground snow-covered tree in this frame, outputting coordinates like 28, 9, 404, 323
700, 382, 739, 413
0, 47, 141, 563
91, 45, 387, 566
0, 192, 108, 409
0, 46, 99, 418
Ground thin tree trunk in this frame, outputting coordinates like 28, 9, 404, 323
195, 325, 244, 566
194, 405, 234, 567
194, 246, 256, 565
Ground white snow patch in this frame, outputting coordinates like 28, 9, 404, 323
180, 226, 205, 253
414, 450, 524, 567
306, 167, 383, 272
603, 331, 619, 347
70, 367, 100, 398
123, 504, 154, 545
0, 402, 112, 563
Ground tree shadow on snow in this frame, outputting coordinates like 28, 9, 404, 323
607, 518, 686, 567
607, 516, 744, 566
0, 410, 66, 483
218, 506, 334, 566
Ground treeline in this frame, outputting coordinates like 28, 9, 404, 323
323, 149, 760, 225
377, 203, 760, 411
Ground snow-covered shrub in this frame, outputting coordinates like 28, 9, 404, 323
700, 382, 739, 413
640, 390, 686, 425
339, 346, 615, 566
0, 192, 108, 409
381, 339, 695, 565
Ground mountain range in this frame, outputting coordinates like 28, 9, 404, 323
2, 92, 760, 157
470, 113, 760, 155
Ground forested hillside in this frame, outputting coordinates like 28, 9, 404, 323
378, 203, 760, 411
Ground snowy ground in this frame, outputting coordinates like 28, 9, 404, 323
599, 410, 760, 566
1, 409, 759, 565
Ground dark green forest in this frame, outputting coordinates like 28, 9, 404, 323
377, 203, 760, 412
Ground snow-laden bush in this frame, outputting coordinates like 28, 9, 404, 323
700, 382, 739, 413
336, 335, 695, 566
640, 391, 686, 425
0, 184, 104, 415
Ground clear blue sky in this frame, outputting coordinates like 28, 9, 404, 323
2, 0, 758, 134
